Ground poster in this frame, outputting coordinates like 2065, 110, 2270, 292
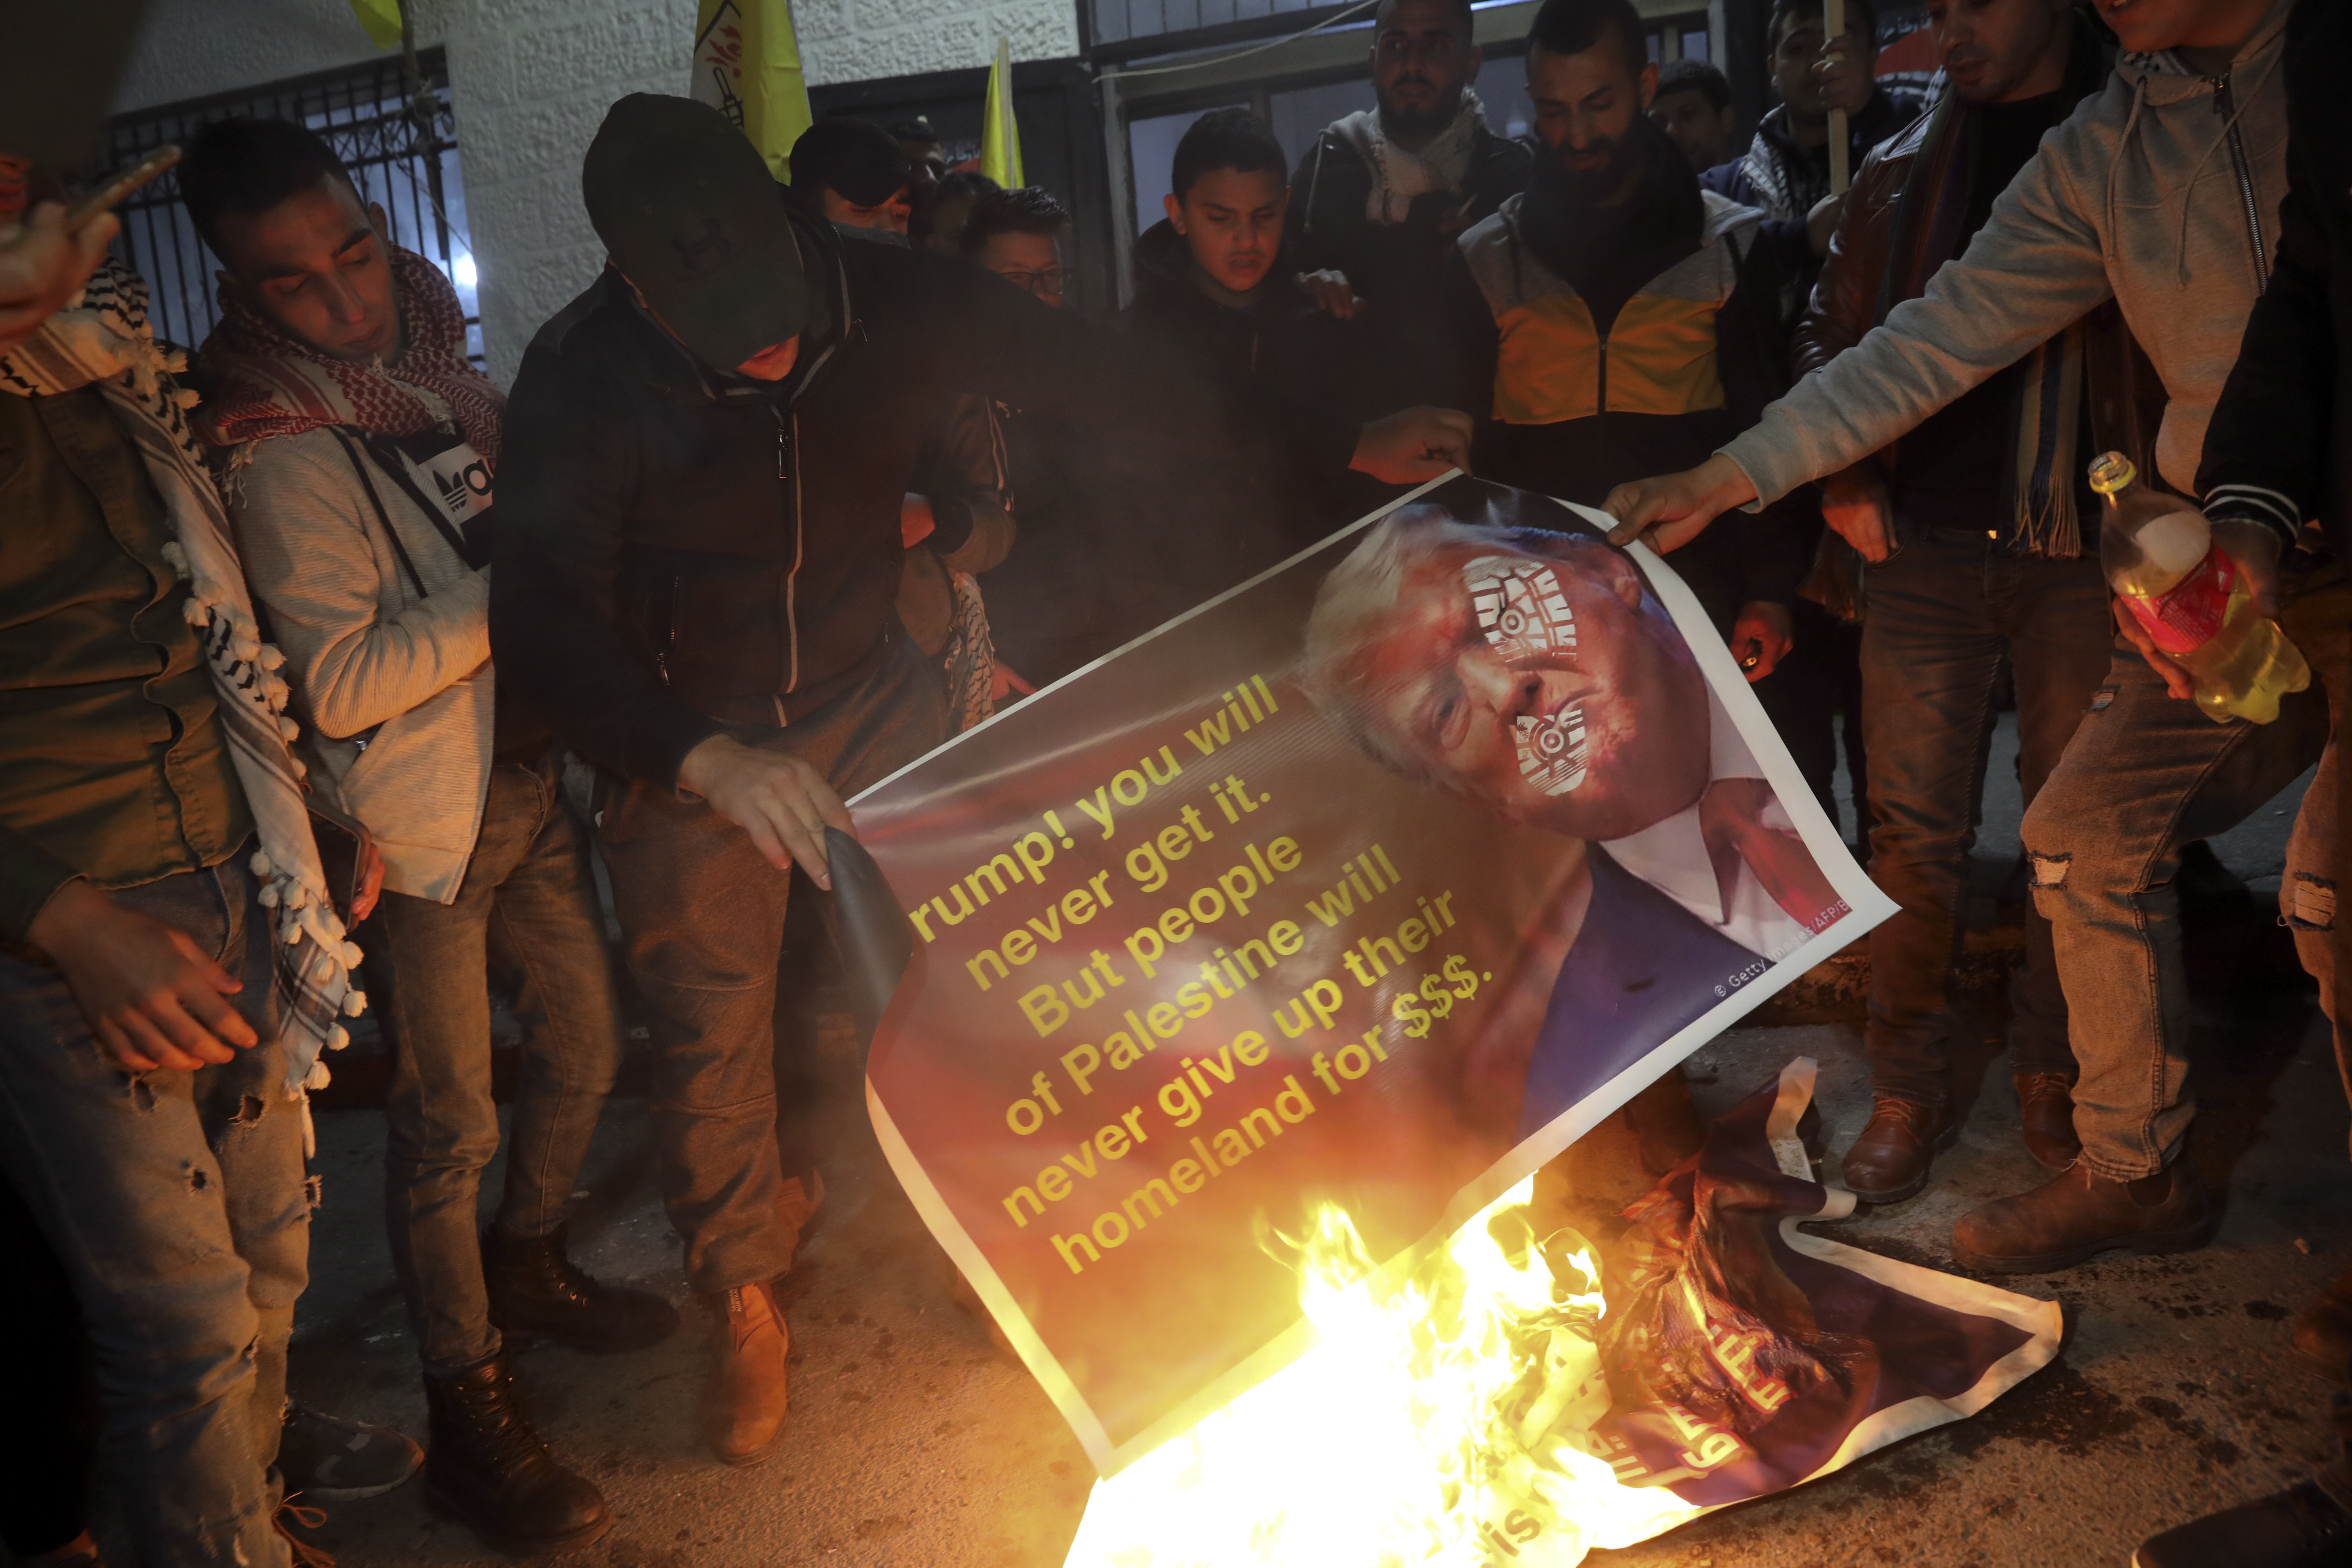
1059, 1062, 2064, 1565
854, 476, 1900, 1474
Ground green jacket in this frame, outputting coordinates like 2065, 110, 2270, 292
0, 386, 250, 940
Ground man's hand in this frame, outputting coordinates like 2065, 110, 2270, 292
350, 837, 385, 923
1604, 453, 1759, 554
1296, 269, 1364, 321
2212, 518, 2283, 620
1351, 406, 1473, 484
990, 662, 1036, 704
1820, 462, 1894, 562
24, 878, 259, 1073
2113, 596, 2194, 700
1731, 600, 1794, 682
1814, 45, 1875, 117
677, 734, 855, 887
901, 493, 936, 550
0, 202, 118, 358
1805, 191, 1846, 259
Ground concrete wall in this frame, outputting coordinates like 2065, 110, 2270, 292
114, 0, 1078, 384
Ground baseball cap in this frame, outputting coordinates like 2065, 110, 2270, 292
583, 94, 807, 373
788, 117, 913, 208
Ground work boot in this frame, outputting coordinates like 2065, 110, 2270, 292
1622, 1071, 1708, 1176
701, 1281, 790, 1466
2290, 1264, 2352, 1376
2013, 1073, 2081, 1172
1950, 1158, 2211, 1274
278, 1401, 423, 1500
2132, 1480, 2352, 1567
422, 1352, 611, 1555
484, 1222, 680, 1354
1839, 1097, 1956, 1204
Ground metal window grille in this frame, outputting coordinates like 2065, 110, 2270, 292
105, 47, 482, 366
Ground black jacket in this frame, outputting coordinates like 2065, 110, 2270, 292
2197, 0, 2350, 554
1090, 220, 1372, 625
492, 210, 1358, 787
1284, 117, 1533, 415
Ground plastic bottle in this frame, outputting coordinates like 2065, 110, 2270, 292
2091, 450, 2309, 725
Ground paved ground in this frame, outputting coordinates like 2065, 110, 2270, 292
100, 722, 2352, 1568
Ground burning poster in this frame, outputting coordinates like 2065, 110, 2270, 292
853, 476, 1904, 1476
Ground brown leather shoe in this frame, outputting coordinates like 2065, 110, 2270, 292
1839, 1097, 1957, 1204
700, 1282, 789, 1466
1950, 1158, 2211, 1273
2013, 1073, 2082, 1171
1621, 1070, 1708, 1176
2290, 1262, 2352, 1377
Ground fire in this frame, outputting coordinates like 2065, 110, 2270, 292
1062, 1178, 1702, 1567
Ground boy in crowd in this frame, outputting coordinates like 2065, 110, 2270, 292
182, 118, 674, 1556
1124, 108, 1374, 623
1286, 0, 1532, 415
1647, 57, 1738, 174
1704, 0, 1926, 262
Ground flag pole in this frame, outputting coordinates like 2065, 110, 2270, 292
1825, 0, 1850, 195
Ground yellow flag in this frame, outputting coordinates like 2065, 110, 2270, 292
692, 0, 814, 182
980, 37, 1024, 189
349, 0, 402, 49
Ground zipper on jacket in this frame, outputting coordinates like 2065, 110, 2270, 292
1595, 330, 1610, 418
2209, 72, 2270, 290
775, 404, 802, 696
656, 574, 681, 686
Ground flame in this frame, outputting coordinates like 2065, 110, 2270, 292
1063, 1178, 1703, 1567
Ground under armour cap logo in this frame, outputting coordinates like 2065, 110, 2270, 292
674, 217, 734, 272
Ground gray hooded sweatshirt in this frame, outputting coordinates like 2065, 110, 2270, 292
1719, 0, 2291, 509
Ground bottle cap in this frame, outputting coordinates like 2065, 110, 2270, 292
2088, 451, 2137, 496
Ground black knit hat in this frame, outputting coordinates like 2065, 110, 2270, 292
582, 94, 807, 372
788, 117, 912, 207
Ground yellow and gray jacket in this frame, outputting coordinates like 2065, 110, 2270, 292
1449, 187, 1811, 623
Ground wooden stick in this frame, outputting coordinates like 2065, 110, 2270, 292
1825, 0, 1851, 195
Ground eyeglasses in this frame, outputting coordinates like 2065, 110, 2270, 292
994, 266, 1068, 298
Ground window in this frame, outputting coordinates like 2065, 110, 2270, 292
105, 48, 481, 365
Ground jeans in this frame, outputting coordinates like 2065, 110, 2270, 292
1859, 530, 2115, 1104
376, 752, 626, 1379
2021, 555, 2349, 1178
597, 630, 946, 1295
0, 858, 304, 1568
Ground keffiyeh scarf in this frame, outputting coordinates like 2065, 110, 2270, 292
0, 258, 365, 1097
196, 244, 501, 461
1332, 91, 1489, 225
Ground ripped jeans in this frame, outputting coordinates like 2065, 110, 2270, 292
2021, 556, 2349, 1180
0, 855, 306, 1568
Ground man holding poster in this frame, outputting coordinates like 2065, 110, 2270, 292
493, 94, 1470, 1468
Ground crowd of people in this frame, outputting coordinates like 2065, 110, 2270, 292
0, 0, 2344, 1560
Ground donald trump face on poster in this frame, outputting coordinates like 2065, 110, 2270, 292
1301, 488, 1846, 1134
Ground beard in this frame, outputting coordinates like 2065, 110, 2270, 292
1543, 128, 1640, 205
1377, 80, 1464, 144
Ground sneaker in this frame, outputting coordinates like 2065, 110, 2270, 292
279, 1402, 423, 1502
